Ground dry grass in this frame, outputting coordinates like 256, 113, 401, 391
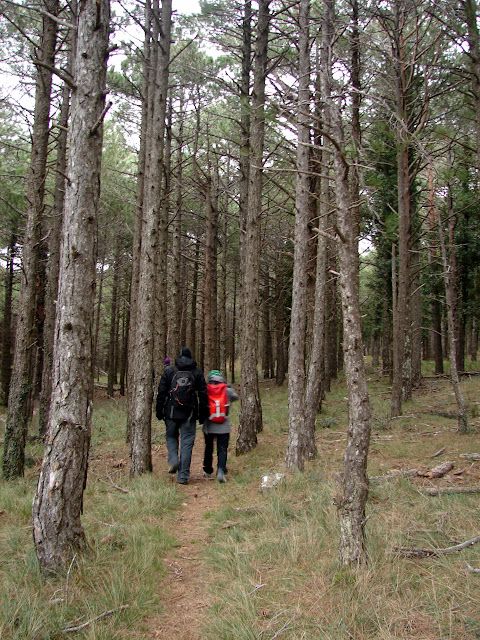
1, 369, 480, 639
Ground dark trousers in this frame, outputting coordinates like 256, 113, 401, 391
203, 432, 230, 474
165, 418, 196, 483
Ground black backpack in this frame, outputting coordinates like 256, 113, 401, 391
169, 368, 195, 417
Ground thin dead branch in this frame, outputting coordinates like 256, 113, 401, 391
63, 605, 129, 632
103, 472, 130, 494
246, 583, 267, 596
369, 469, 418, 483
422, 486, 480, 496
465, 562, 480, 574
65, 553, 76, 607
393, 534, 480, 558
431, 447, 446, 458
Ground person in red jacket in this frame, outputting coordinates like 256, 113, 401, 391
203, 370, 239, 483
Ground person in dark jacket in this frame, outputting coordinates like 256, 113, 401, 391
156, 347, 208, 484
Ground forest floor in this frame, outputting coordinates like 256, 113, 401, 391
145, 444, 224, 640
2, 369, 480, 640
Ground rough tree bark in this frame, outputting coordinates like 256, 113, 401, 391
39, 25, 73, 434
3, 0, 59, 479
1, 234, 16, 405
169, 92, 184, 358
154, 95, 171, 383
126, 0, 151, 442
436, 185, 469, 432
107, 238, 121, 396
129, 0, 172, 476
274, 249, 286, 386
322, 0, 372, 565
285, 0, 311, 472
32, 0, 110, 573
203, 157, 219, 375
304, 49, 329, 459
237, 0, 270, 454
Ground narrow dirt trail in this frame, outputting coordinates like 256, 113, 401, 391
147, 439, 224, 639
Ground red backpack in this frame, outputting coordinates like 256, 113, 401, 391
207, 382, 229, 423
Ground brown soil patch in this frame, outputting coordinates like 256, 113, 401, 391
147, 437, 223, 640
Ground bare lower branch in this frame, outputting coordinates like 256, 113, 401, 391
89, 101, 113, 137
33, 59, 76, 90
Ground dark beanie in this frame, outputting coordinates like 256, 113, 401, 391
179, 347, 192, 359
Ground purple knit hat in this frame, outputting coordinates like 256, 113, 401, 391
164, 357, 170, 365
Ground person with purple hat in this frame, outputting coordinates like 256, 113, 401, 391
156, 347, 208, 484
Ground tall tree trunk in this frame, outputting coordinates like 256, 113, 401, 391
126, 0, 151, 442
120, 289, 129, 397
262, 273, 273, 379
304, 130, 328, 457
286, 0, 311, 472
3, 1, 59, 479
130, 0, 172, 476
32, 0, 110, 573
189, 236, 200, 355
274, 250, 286, 386
325, 220, 338, 389
464, 0, 480, 190
39, 33, 73, 434
391, 0, 411, 416
435, 203, 469, 432
169, 93, 184, 358
154, 95, 171, 385
322, 0, 371, 565
381, 293, 393, 378
432, 296, 444, 374
471, 316, 478, 362
237, 0, 270, 454
107, 239, 121, 397
219, 189, 228, 375
231, 269, 238, 383
1, 235, 16, 405
411, 246, 422, 385
93, 252, 106, 379
304, 50, 329, 454
203, 172, 218, 375
238, 0, 252, 303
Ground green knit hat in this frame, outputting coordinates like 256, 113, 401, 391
208, 369, 222, 381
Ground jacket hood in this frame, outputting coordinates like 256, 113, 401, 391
174, 355, 197, 370
208, 375, 225, 383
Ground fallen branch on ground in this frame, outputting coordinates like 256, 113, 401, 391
246, 583, 266, 596
369, 469, 418, 483
422, 486, 480, 496
465, 562, 480, 574
393, 534, 480, 558
460, 453, 480, 460
63, 605, 129, 633
234, 506, 263, 514
103, 472, 130, 494
431, 447, 446, 458
418, 461, 454, 478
